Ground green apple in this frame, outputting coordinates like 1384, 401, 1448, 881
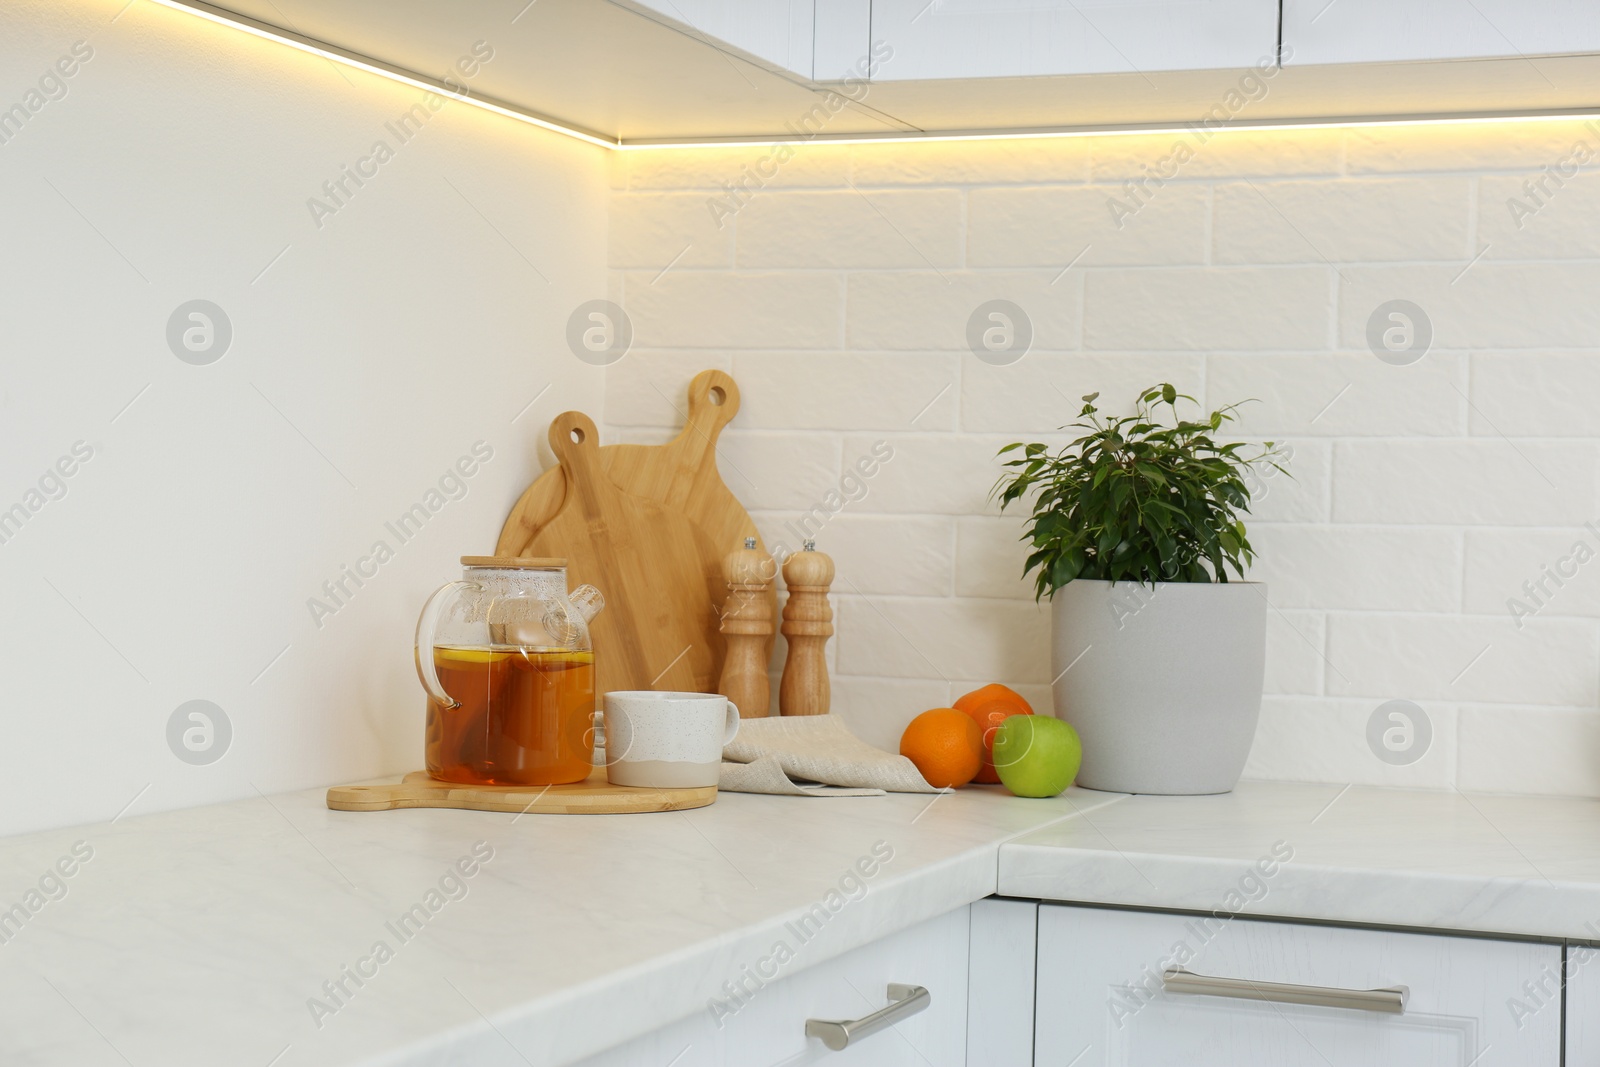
993, 715, 1082, 798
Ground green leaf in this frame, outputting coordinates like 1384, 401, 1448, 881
990, 382, 1293, 587
1051, 551, 1082, 589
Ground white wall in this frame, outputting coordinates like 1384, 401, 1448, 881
0, 0, 608, 835
607, 123, 1600, 797
10, 0, 1598, 832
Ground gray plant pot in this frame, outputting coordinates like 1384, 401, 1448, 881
1051, 579, 1267, 795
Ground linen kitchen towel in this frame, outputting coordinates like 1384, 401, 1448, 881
719, 714, 939, 795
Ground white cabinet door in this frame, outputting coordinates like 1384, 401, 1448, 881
574, 906, 970, 1067
623, 0, 817, 77
1036, 905, 1561, 1067
869, 0, 1278, 81
1564, 943, 1600, 1063
1282, 0, 1600, 66
813, 0, 874, 81
967, 898, 1037, 1067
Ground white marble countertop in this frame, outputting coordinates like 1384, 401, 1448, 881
1004, 781, 1600, 941
0, 781, 1120, 1067
17, 778, 1600, 1067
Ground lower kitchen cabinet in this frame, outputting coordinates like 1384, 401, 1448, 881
574, 906, 970, 1066
1035, 904, 1562, 1067
1565, 941, 1600, 1063
573, 899, 1574, 1066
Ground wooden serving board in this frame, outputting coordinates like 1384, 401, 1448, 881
327, 770, 716, 814
526, 411, 715, 695
496, 371, 776, 710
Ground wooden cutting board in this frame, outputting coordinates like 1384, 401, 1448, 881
496, 370, 777, 709
526, 411, 715, 695
326, 770, 716, 814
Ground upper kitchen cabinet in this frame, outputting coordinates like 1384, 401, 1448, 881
1282, 0, 1600, 65
624, 0, 814, 78
625, 0, 879, 83
866, 0, 1280, 82
164, 0, 1600, 143
190, 0, 911, 142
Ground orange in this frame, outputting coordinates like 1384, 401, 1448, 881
954, 684, 1035, 784
900, 708, 983, 789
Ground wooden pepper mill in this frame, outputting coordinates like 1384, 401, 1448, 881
718, 537, 776, 718
780, 540, 834, 716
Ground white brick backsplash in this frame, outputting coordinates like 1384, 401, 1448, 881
737, 189, 963, 269
1091, 128, 1344, 180
845, 433, 1009, 515
1084, 267, 1331, 351
1457, 706, 1600, 796
1470, 353, 1600, 437
614, 142, 852, 190
853, 138, 1089, 185
968, 184, 1208, 267
1265, 611, 1326, 696
956, 516, 1037, 601
836, 595, 1051, 683
622, 271, 842, 349
1252, 526, 1461, 612
604, 351, 734, 428
831, 676, 955, 753
1244, 696, 1458, 790
609, 193, 734, 268
1338, 263, 1600, 349
1248, 440, 1331, 523
605, 127, 1600, 799
756, 512, 954, 597
1334, 440, 1595, 525
1479, 172, 1600, 259
1343, 120, 1595, 174
732, 353, 958, 430
1213, 179, 1470, 264
962, 353, 1205, 434
1325, 613, 1597, 706
1463, 527, 1600, 620
1208, 352, 1466, 437
714, 431, 842, 511
847, 271, 1080, 351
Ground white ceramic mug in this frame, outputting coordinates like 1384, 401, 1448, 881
603, 691, 740, 788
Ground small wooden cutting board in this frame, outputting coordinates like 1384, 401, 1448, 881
497, 370, 755, 558
496, 370, 777, 707
326, 770, 717, 814
527, 411, 715, 694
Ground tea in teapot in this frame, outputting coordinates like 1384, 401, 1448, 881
416, 557, 603, 786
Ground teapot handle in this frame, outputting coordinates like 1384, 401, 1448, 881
415, 580, 474, 708
568, 583, 604, 623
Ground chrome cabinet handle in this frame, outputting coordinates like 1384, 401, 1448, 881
805, 984, 931, 1051
1163, 968, 1408, 1014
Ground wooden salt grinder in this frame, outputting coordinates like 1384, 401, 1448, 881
780, 540, 834, 716
718, 537, 776, 718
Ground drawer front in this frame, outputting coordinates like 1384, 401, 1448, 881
1564, 943, 1599, 1063
1282, 0, 1600, 66
870, 0, 1277, 81
1036, 905, 1560, 1067
576, 906, 969, 1067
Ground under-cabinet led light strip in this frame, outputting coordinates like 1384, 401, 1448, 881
141, 0, 622, 148
144, 0, 1600, 151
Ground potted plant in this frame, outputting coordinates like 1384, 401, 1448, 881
994, 384, 1286, 795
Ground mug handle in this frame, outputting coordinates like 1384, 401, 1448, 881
723, 700, 741, 746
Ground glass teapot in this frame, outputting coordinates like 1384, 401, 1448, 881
415, 556, 603, 786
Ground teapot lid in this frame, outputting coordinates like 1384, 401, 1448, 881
460, 555, 567, 569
